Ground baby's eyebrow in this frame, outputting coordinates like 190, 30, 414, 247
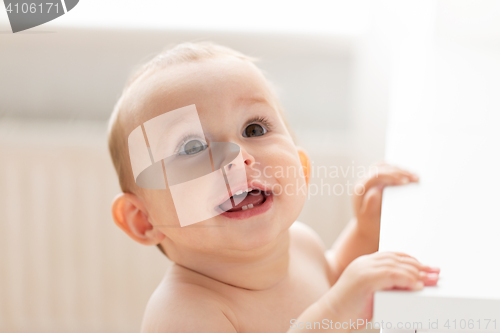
236, 95, 270, 107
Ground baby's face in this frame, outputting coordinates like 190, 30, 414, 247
125, 57, 307, 253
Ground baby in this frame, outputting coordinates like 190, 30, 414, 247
107, 42, 440, 333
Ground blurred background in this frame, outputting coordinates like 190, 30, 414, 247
1, 0, 500, 332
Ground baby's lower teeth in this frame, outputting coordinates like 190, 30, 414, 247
241, 204, 255, 211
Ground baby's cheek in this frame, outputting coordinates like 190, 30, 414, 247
141, 188, 180, 227
273, 158, 308, 206
275, 176, 307, 227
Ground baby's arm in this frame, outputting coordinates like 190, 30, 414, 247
325, 163, 419, 283
289, 251, 439, 333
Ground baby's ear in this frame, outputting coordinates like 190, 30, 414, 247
297, 147, 310, 186
111, 193, 165, 246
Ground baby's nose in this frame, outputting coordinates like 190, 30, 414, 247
221, 145, 255, 173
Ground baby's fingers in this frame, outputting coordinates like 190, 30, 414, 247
394, 253, 439, 269
376, 268, 424, 291
421, 265, 441, 273
419, 271, 440, 286
360, 169, 418, 193
374, 163, 418, 180
389, 252, 440, 286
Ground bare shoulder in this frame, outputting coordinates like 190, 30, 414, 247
289, 221, 327, 262
140, 267, 238, 333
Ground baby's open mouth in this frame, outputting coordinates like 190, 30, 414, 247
219, 188, 269, 212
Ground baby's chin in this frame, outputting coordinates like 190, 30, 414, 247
173, 216, 288, 254
220, 209, 296, 251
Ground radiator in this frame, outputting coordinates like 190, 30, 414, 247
0, 119, 170, 333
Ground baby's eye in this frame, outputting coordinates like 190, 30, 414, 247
179, 139, 207, 155
243, 124, 267, 137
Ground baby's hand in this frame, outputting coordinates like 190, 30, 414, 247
353, 162, 419, 237
325, 251, 440, 326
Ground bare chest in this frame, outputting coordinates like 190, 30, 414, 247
224, 256, 331, 333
